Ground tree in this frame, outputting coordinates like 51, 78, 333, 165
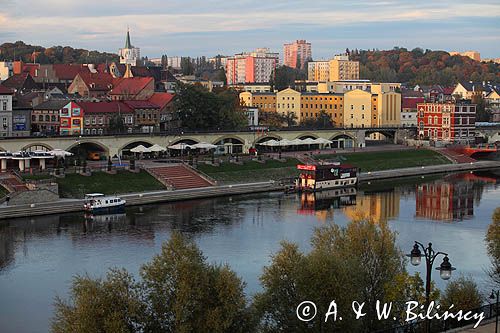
274, 65, 297, 90
254, 219, 409, 332
440, 275, 482, 320
140, 233, 252, 333
300, 111, 334, 129
486, 208, 500, 287
108, 114, 126, 134
51, 269, 145, 333
284, 112, 297, 127
52, 233, 253, 333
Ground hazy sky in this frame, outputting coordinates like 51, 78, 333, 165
1, 0, 499, 59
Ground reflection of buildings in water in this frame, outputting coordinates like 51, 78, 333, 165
0, 224, 17, 270
415, 174, 491, 222
298, 188, 357, 222
343, 189, 400, 223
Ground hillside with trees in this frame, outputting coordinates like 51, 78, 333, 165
349, 47, 500, 86
0, 41, 119, 64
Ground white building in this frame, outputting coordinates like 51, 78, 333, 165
167, 56, 182, 70
226, 48, 279, 85
0, 86, 13, 137
119, 29, 140, 66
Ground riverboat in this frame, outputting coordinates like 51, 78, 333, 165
295, 163, 358, 191
83, 193, 126, 214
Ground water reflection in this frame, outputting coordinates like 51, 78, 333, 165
0, 171, 499, 333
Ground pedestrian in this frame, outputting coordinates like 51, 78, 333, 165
6, 195, 10, 205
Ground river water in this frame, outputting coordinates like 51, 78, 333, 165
0, 171, 499, 332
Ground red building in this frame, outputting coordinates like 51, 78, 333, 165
417, 102, 476, 143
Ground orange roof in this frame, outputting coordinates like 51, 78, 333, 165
78, 101, 133, 114
110, 77, 153, 96
149, 92, 174, 109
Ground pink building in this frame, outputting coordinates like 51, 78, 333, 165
283, 40, 312, 69
226, 48, 279, 85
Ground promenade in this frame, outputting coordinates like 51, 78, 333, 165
0, 160, 499, 220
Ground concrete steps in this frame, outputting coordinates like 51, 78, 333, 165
148, 164, 214, 190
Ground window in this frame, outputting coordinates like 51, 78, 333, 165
350, 105, 353, 110
45, 115, 50, 122
38, 115, 43, 121
1, 101, 6, 111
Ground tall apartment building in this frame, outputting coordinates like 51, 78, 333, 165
283, 40, 312, 69
307, 61, 330, 82
417, 102, 476, 143
329, 54, 359, 81
226, 48, 279, 85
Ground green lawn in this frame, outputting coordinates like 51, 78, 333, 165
313, 149, 450, 172
22, 174, 55, 181
57, 170, 166, 198
197, 158, 301, 184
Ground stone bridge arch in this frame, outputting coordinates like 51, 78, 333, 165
212, 135, 245, 154
119, 140, 155, 156
66, 140, 110, 159
22, 142, 54, 152
295, 133, 319, 140
330, 134, 355, 149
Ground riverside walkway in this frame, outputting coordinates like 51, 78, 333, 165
0, 160, 499, 220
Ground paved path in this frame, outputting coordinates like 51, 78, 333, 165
459, 320, 497, 332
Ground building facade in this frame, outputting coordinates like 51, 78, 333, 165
59, 101, 84, 135
226, 48, 279, 85
276, 88, 301, 120
343, 89, 376, 128
31, 100, 67, 135
329, 54, 359, 81
307, 61, 330, 82
300, 93, 344, 126
80, 101, 134, 135
0, 85, 13, 137
417, 102, 477, 143
283, 40, 312, 69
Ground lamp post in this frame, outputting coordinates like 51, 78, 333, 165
407, 241, 456, 333
490, 289, 499, 333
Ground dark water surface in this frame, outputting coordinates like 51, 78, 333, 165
0, 171, 499, 332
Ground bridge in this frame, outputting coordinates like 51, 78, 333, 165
0, 127, 416, 158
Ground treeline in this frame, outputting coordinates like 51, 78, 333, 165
50, 211, 500, 333
0, 41, 119, 64
349, 47, 500, 86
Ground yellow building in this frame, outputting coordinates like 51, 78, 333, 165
372, 85, 402, 127
329, 54, 359, 81
343, 89, 375, 128
276, 88, 301, 120
307, 61, 330, 82
300, 93, 344, 126
239, 91, 276, 113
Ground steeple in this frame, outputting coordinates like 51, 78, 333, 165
125, 28, 132, 49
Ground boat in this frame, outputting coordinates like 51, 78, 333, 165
295, 163, 358, 192
83, 193, 126, 214
298, 187, 357, 214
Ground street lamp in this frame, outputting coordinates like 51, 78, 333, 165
490, 289, 499, 333
407, 241, 456, 332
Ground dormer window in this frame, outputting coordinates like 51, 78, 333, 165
90, 83, 96, 88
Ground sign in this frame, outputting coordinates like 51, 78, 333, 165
340, 172, 351, 179
297, 164, 316, 171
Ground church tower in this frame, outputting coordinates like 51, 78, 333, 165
119, 28, 140, 66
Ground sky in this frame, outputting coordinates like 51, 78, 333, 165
1, 0, 500, 59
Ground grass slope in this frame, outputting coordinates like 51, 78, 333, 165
314, 149, 450, 172
57, 170, 165, 198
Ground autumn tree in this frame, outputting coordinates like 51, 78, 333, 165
486, 208, 500, 287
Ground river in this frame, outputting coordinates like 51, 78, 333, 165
0, 171, 499, 332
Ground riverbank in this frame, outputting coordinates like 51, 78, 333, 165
1, 160, 498, 220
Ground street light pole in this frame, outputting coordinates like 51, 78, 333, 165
407, 241, 456, 333
490, 290, 499, 333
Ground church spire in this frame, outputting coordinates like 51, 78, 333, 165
125, 27, 132, 49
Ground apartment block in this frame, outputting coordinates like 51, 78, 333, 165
329, 54, 359, 81
300, 93, 344, 126
283, 40, 312, 69
226, 48, 279, 85
307, 61, 330, 82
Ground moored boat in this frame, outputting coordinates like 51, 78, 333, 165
83, 193, 126, 214
295, 163, 358, 192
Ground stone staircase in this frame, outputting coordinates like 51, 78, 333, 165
147, 164, 215, 190
0, 172, 28, 194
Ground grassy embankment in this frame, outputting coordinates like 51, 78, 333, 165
313, 149, 450, 172
197, 158, 301, 184
24, 171, 165, 199
197, 149, 451, 183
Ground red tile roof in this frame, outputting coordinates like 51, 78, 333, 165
77, 72, 116, 91
402, 96, 425, 110
78, 101, 133, 114
110, 77, 153, 96
149, 92, 174, 109
53, 64, 91, 81
442, 87, 455, 95
0, 84, 13, 94
1, 73, 37, 91
21, 63, 39, 77
123, 100, 159, 109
